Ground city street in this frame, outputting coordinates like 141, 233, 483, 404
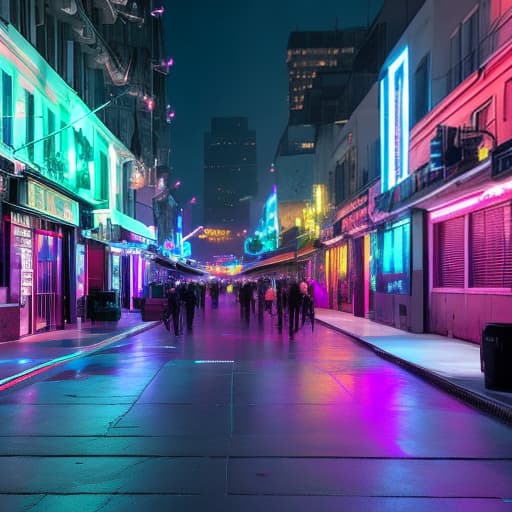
0, 296, 511, 511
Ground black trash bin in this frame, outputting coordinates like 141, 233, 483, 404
481, 323, 512, 391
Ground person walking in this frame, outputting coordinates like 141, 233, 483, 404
300, 280, 315, 330
287, 279, 302, 341
264, 283, 276, 315
210, 281, 219, 308
240, 280, 252, 323
183, 282, 197, 332
165, 287, 182, 336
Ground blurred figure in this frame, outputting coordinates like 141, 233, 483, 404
198, 281, 206, 309
165, 287, 181, 336
183, 282, 197, 331
210, 281, 220, 308
264, 283, 276, 314
300, 280, 315, 330
287, 280, 301, 341
250, 281, 257, 314
239, 280, 252, 323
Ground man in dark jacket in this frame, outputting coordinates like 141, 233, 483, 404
239, 280, 252, 323
287, 280, 302, 341
165, 288, 181, 336
183, 282, 197, 331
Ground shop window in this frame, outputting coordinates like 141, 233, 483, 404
373, 219, 411, 294
434, 216, 465, 287
470, 202, 512, 287
472, 99, 493, 131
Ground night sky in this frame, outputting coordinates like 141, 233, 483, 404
163, 0, 383, 226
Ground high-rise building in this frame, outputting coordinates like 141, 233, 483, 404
287, 29, 367, 125
203, 117, 257, 237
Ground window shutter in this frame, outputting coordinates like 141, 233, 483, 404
471, 203, 512, 287
436, 216, 465, 287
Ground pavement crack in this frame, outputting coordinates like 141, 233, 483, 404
106, 361, 169, 434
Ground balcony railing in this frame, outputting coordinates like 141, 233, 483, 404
375, 127, 493, 213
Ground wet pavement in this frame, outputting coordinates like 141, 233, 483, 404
315, 309, 512, 421
0, 297, 511, 510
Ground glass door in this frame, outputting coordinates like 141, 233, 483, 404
34, 232, 62, 331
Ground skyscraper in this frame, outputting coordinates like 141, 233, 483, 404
287, 29, 367, 125
203, 117, 257, 234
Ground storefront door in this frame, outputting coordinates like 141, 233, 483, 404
34, 231, 62, 331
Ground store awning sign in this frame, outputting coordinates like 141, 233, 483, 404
25, 180, 79, 226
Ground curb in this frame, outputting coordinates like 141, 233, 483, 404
0, 321, 161, 392
317, 319, 512, 425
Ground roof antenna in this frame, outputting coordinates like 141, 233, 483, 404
335, 16, 338, 31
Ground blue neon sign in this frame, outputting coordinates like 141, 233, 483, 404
380, 46, 410, 192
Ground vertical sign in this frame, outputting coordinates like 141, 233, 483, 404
380, 47, 410, 192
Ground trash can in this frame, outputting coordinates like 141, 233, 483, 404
481, 323, 512, 391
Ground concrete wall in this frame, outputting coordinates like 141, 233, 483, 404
430, 291, 512, 343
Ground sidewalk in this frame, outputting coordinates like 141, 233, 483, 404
316, 308, 512, 423
0, 310, 159, 392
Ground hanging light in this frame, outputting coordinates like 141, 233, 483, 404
150, 6, 165, 17
144, 165, 157, 188
166, 106, 176, 124
129, 162, 145, 190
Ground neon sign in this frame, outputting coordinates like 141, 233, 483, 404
430, 176, 512, 221
244, 186, 279, 256
380, 47, 409, 192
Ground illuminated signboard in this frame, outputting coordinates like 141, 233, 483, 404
25, 180, 79, 226
380, 47, 409, 192
198, 228, 233, 242
244, 185, 279, 256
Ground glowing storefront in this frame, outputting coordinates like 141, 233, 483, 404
0, 21, 155, 338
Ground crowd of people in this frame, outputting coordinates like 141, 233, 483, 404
163, 276, 315, 341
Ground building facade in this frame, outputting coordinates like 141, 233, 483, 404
313, 0, 512, 344
372, 0, 512, 342
0, 1, 172, 340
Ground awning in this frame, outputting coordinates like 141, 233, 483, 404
153, 254, 176, 269
176, 260, 207, 276
151, 254, 207, 276
242, 243, 319, 274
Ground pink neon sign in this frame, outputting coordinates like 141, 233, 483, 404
430, 177, 512, 221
